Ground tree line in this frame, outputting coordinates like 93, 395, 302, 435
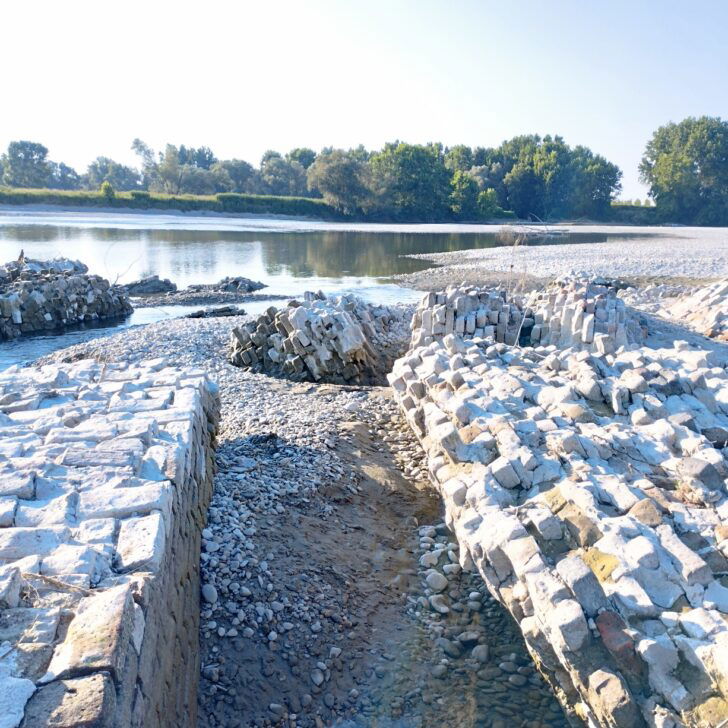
1, 116, 726, 224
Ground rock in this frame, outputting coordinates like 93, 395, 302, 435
0, 257, 133, 340
21, 673, 114, 728
202, 584, 218, 604
428, 594, 450, 614
229, 292, 411, 385
425, 571, 448, 593
471, 644, 490, 663
123, 275, 177, 295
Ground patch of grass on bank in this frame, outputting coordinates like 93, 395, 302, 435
0, 187, 340, 219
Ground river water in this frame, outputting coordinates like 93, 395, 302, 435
0, 210, 664, 368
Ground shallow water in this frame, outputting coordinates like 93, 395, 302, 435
0, 210, 673, 367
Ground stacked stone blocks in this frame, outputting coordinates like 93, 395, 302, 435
0, 358, 219, 727
389, 280, 728, 727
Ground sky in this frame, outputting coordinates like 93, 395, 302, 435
3, 0, 727, 199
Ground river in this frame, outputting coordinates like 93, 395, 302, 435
0, 209, 666, 368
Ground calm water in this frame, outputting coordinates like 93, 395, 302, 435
0, 210, 665, 368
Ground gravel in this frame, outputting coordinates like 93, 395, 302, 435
395, 225, 728, 289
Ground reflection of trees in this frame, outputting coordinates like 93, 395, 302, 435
0, 223, 665, 281
258, 232, 501, 278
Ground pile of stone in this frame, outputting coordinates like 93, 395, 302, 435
230, 292, 411, 385
123, 274, 177, 295
666, 279, 728, 341
0, 257, 132, 340
525, 276, 646, 353
0, 358, 219, 727
187, 275, 265, 294
409, 277, 644, 356
410, 286, 527, 349
388, 280, 728, 727
185, 305, 245, 319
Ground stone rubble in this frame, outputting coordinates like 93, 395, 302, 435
0, 358, 218, 727
410, 277, 645, 357
187, 276, 266, 294
229, 292, 411, 385
665, 280, 728, 342
0, 257, 132, 340
123, 275, 178, 295
37, 315, 569, 727
389, 280, 728, 727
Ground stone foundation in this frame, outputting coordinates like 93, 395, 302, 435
389, 282, 728, 727
0, 358, 219, 727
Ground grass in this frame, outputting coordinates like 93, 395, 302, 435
0, 187, 340, 219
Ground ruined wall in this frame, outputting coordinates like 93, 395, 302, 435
0, 358, 218, 727
389, 283, 728, 727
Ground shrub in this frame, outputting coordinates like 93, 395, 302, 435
100, 181, 115, 201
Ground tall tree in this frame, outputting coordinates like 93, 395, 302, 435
86, 157, 142, 190
306, 149, 372, 214
259, 152, 307, 196
445, 145, 473, 172
47, 162, 82, 190
287, 148, 317, 169
449, 170, 478, 219
1, 141, 52, 187
640, 116, 728, 225
369, 142, 451, 220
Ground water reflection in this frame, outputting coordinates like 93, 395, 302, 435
0, 224, 663, 288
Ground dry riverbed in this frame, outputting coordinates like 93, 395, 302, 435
41, 315, 566, 728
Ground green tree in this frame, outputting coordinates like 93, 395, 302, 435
369, 142, 451, 220
1, 140, 52, 187
178, 145, 217, 169
307, 149, 372, 214
86, 157, 141, 190
47, 162, 81, 190
211, 159, 258, 193
287, 148, 317, 169
504, 161, 544, 218
445, 145, 473, 172
100, 180, 115, 200
260, 152, 307, 196
449, 170, 478, 219
475, 189, 496, 218
640, 116, 728, 225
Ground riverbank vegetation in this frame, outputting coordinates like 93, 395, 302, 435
1, 117, 725, 224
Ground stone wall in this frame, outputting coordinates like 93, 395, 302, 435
0, 358, 219, 727
0, 258, 132, 340
230, 291, 410, 384
389, 282, 728, 727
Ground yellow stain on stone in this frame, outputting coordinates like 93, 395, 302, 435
690, 695, 728, 727
582, 548, 620, 583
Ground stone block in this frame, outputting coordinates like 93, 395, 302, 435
21, 672, 115, 728
42, 584, 135, 684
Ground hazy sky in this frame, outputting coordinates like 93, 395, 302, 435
4, 0, 727, 198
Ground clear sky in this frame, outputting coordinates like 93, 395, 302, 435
3, 0, 727, 199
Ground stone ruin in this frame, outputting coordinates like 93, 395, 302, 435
389, 279, 728, 727
229, 291, 411, 385
666, 280, 728, 342
0, 257, 132, 340
0, 358, 219, 726
410, 277, 645, 355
